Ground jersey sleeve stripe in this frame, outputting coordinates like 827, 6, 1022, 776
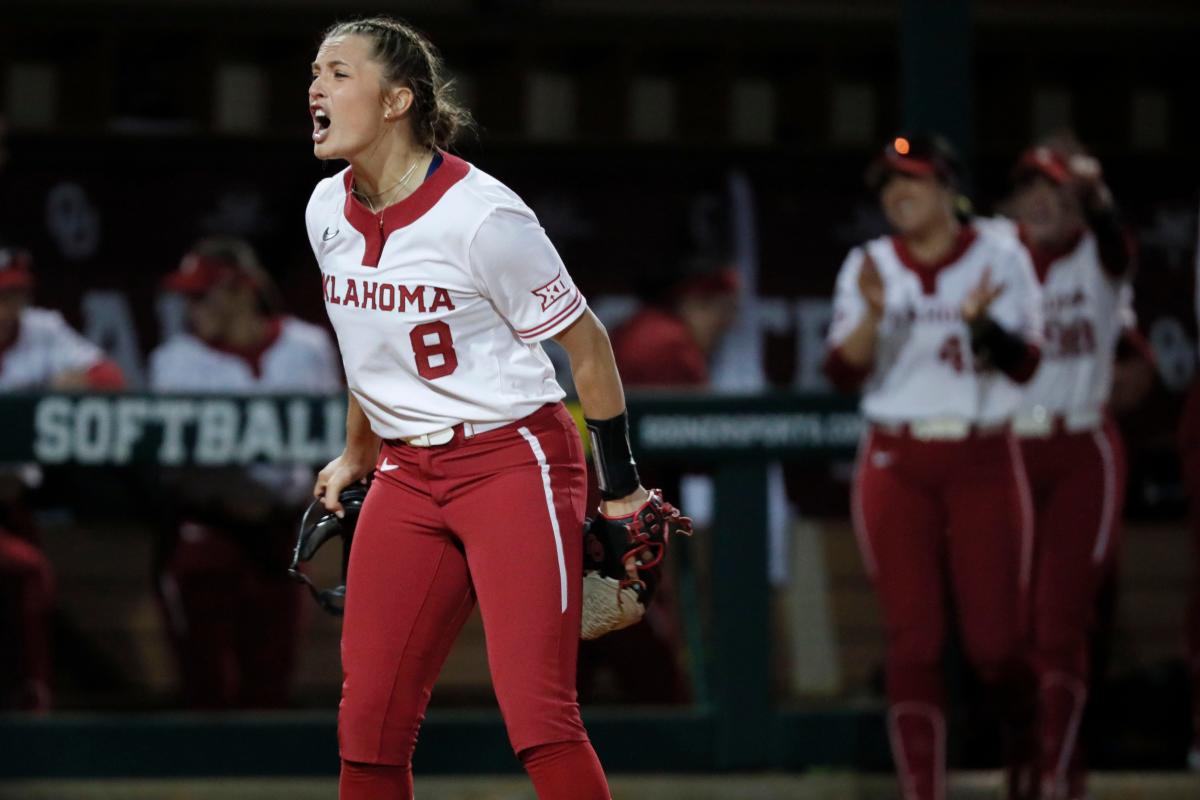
514, 292, 585, 341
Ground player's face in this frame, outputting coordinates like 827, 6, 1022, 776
1012, 176, 1078, 247
309, 35, 391, 161
0, 288, 29, 340
879, 173, 949, 237
186, 286, 233, 341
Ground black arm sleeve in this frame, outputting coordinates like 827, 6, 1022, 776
585, 411, 641, 501
969, 316, 1041, 383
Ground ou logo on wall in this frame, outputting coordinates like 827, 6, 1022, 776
46, 182, 101, 261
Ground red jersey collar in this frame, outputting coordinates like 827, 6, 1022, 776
342, 151, 471, 268
890, 224, 979, 295
1018, 224, 1084, 284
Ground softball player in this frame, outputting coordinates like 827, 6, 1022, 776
0, 246, 125, 712
306, 16, 659, 799
1000, 142, 1135, 800
151, 237, 341, 708
824, 135, 1043, 800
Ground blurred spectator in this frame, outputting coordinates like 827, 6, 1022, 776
610, 257, 740, 387
577, 256, 738, 705
149, 237, 340, 709
0, 244, 127, 713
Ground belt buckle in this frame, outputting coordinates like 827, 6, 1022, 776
911, 418, 970, 441
425, 428, 455, 446
407, 427, 455, 447
1013, 407, 1054, 438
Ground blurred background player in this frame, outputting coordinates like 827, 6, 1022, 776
149, 237, 341, 709
610, 256, 739, 387
823, 134, 1043, 800
0, 244, 125, 712
995, 138, 1142, 799
578, 256, 739, 704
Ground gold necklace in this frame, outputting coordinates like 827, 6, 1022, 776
354, 153, 424, 213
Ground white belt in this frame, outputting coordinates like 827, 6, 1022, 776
1012, 408, 1102, 438
872, 417, 1007, 442
400, 419, 511, 447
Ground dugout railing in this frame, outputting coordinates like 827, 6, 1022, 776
0, 391, 890, 777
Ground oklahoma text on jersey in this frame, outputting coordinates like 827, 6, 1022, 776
305, 152, 587, 441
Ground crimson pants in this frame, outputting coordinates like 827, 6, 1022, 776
853, 427, 1031, 800
1020, 419, 1125, 798
338, 403, 602, 791
0, 529, 54, 711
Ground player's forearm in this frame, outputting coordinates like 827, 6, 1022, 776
556, 310, 626, 420
555, 311, 648, 510
1084, 201, 1134, 278
344, 392, 381, 457
835, 313, 881, 369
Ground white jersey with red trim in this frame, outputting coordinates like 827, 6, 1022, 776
305, 153, 587, 440
0, 307, 106, 390
827, 223, 1043, 425
149, 316, 341, 504
148, 316, 341, 393
983, 217, 1131, 418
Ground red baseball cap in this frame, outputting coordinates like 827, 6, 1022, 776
866, 134, 963, 190
163, 252, 254, 295
1013, 146, 1072, 185
0, 247, 33, 291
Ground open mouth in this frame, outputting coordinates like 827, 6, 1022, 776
312, 108, 331, 144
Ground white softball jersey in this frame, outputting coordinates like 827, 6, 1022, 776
986, 218, 1131, 419
148, 316, 342, 394
0, 307, 107, 390
827, 223, 1043, 426
149, 316, 341, 503
305, 152, 587, 441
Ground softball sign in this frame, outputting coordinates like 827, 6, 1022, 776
0, 394, 348, 466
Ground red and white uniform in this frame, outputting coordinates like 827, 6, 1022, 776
985, 217, 1131, 428
148, 317, 340, 709
825, 223, 1041, 800
1, 306, 120, 711
307, 153, 603, 796
149, 316, 342, 394
0, 308, 109, 389
306, 155, 586, 440
827, 225, 1042, 425
986, 216, 1132, 800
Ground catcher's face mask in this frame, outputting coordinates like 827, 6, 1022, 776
288, 483, 369, 616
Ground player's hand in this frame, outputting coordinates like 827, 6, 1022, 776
857, 254, 886, 319
600, 486, 654, 580
1068, 153, 1112, 211
961, 267, 1005, 323
314, 449, 376, 518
